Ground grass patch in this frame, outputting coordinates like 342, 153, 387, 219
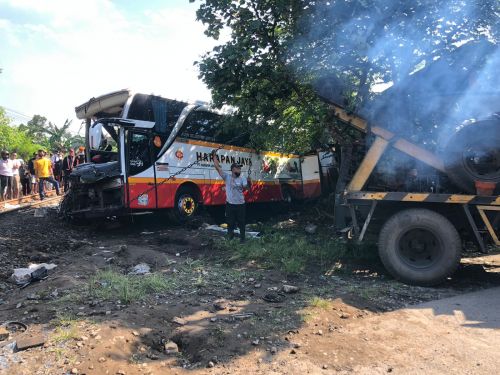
88, 270, 176, 304
51, 324, 79, 343
215, 229, 372, 275
309, 296, 330, 309
50, 313, 81, 343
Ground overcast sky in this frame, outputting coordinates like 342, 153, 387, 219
0, 0, 218, 131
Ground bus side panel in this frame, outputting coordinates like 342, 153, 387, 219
155, 181, 177, 209
127, 177, 158, 209
301, 155, 322, 199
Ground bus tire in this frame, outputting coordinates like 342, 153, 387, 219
170, 186, 199, 223
378, 208, 461, 286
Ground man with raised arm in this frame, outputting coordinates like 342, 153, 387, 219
211, 149, 251, 242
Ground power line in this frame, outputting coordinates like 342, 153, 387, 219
2, 106, 32, 120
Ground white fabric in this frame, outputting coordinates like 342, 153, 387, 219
0, 159, 13, 177
11, 158, 23, 176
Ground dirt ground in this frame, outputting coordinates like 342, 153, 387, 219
1, 204, 499, 375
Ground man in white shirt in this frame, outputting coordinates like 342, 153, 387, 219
0, 150, 14, 200
10, 151, 24, 198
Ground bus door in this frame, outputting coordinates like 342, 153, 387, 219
300, 154, 322, 198
126, 130, 158, 209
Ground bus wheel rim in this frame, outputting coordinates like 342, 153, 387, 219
179, 196, 195, 215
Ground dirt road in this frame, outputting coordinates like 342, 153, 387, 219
0, 207, 499, 374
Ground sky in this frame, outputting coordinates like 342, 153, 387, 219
0, 0, 220, 131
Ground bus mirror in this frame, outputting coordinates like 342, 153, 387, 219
89, 122, 103, 150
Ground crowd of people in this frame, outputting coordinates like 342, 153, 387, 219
0, 146, 86, 201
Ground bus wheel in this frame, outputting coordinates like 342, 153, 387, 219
378, 209, 461, 286
171, 187, 199, 223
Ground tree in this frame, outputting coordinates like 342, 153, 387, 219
193, 0, 498, 152
0, 107, 44, 160
19, 116, 85, 151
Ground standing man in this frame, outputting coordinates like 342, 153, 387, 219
10, 151, 23, 199
0, 150, 13, 201
28, 152, 38, 195
62, 148, 76, 192
34, 149, 60, 200
211, 149, 251, 242
51, 150, 63, 183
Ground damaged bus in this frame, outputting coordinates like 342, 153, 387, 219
64, 90, 323, 221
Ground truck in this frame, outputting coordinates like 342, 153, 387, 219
317, 40, 499, 286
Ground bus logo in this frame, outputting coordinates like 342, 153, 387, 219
175, 150, 184, 160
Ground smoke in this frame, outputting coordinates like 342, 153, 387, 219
293, 1, 499, 149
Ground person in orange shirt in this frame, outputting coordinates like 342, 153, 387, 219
34, 149, 60, 200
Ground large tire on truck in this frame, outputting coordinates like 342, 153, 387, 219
378, 209, 461, 286
443, 116, 500, 194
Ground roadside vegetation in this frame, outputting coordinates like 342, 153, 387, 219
214, 226, 378, 275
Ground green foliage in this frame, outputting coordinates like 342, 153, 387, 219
194, 0, 497, 151
0, 107, 44, 159
87, 270, 175, 304
216, 229, 350, 275
19, 115, 84, 151
0, 108, 84, 159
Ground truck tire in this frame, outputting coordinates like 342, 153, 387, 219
170, 186, 199, 223
378, 209, 461, 286
443, 117, 500, 194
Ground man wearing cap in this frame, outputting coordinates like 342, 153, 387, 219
212, 149, 251, 242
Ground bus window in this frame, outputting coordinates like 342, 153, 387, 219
128, 132, 152, 175
128, 94, 187, 135
128, 94, 154, 122
180, 111, 220, 141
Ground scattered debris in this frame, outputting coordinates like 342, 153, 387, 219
10, 263, 57, 285
0, 327, 9, 341
204, 224, 260, 238
213, 299, 228, 311
262, 293, 285, 303
33, 208, 48, 217
15, 334, 46, 351
129, 263, 151, 275
171, 317, 187, 326
232, 313, 254, 320
164, 341, 179, 354
282, 285, 300, 294
304, 223, 318, 234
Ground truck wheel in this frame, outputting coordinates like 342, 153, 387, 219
378, 209, 461, 286
443, 117, 500, 194
170, 187, 199, 223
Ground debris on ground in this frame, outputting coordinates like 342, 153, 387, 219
10, 263, 57, 285
164, 341, 179, 354
304, 223, 318, 234
0, 327, 9, 341
171, 317, 187, 326
33, 208, 48, 217
128, 263, 151, 275
282, 285, 300, 294
262, 292, 286, 303
204, 224, 260, 238
15, 334, 46, 351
